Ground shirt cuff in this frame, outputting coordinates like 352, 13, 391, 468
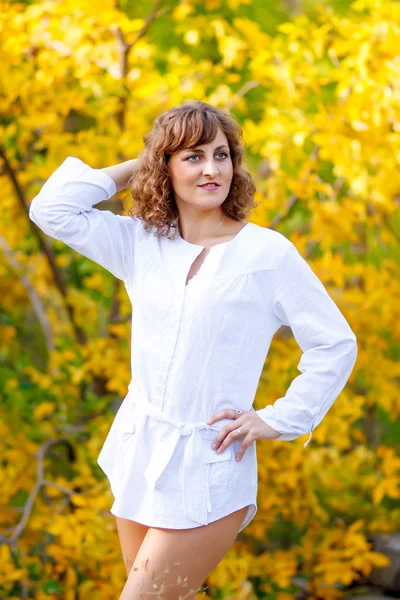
62, 157, 117, 199
93, 167, 117, 199
255, 406, 300, 442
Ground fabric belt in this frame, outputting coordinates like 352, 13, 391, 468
123, 387, 229, 526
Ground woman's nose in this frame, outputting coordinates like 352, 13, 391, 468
202, 161, 220, 176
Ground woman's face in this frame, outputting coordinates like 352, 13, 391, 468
167, 127, 233, 211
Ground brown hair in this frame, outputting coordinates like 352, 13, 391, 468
127, 100, 257, 239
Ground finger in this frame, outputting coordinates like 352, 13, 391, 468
206, 408, 235, 426
214, 427, 243, 454
211, 418, 244, 450
235, 435, 253, 462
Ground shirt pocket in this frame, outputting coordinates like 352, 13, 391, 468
121, 403, 137, 439
118, 403, 138, 485
200, 429, 233, 498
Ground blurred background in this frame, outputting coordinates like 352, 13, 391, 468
1, 0, 400, 598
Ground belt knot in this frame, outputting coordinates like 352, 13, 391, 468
178, 422, 194, 436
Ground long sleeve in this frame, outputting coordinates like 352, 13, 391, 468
256, 241, 358, 447
29, 157, 139, 283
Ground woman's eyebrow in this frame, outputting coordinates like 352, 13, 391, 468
185, 145, 229, 153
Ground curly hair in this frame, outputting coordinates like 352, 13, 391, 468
127, 100, 257, 239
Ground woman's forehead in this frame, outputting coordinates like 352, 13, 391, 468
175, 130, 229, 154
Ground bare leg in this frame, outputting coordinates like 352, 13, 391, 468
119, 505, 249, 600
116, 516, 149, 577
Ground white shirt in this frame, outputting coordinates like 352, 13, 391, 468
29, 157, 358, 530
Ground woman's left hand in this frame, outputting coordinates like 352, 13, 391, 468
206, 408, 282, 462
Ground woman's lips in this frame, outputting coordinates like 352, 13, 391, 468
199, 184, 220, 190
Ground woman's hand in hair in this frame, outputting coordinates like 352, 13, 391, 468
100, 158, 138, 194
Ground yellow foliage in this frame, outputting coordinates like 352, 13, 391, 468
82, 272, 107, 291
70, 494, 87, 507
1, 0, 399, 597
184, 29, 200, 46
173, 2, 195, 21
33, 402, 56, 420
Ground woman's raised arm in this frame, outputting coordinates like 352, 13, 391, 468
29, 157, 140, 284
100, 158, 138, 193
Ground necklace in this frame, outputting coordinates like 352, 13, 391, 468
178, 214, 226, 246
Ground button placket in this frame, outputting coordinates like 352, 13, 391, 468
157, 290, 186, 411
150, 244, 204, 414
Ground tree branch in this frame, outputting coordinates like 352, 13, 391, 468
0, 438, 77, 546
0, 235, 55, 355
112, 0, 167, 135
104, 0, 168, 358
0, 145, 87, 345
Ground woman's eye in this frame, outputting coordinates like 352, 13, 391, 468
186, 152, 228, 162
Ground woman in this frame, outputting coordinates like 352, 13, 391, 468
29, 100, 358, 599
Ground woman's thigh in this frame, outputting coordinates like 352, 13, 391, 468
118, 505, 249, 600
116, 516, 149, 577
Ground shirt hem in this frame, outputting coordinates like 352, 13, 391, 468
109, 500, 257, 533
